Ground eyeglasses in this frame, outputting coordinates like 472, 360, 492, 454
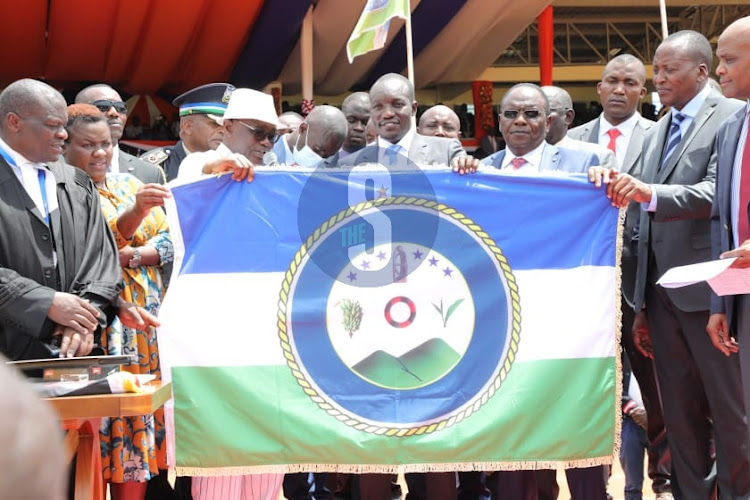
92, 100, 128, 114
237, 121, 279, 143
501, 109, 542, 120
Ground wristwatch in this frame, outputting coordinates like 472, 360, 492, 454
128, 248, 142, 269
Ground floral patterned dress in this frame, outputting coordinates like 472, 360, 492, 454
97, 173, 173, 483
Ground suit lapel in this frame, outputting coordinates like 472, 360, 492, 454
621, 120, 647, 175
721, 111, 744, 227
657, 95, 717, 183
585, 119, 600, 143
408, 136, 428, 164
539, 144, 560, 171
0, 156, 48, 225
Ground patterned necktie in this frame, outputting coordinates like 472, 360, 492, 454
510, 157, 527, 170
385, 144, 402, 166
606, 128, 621, 154
738, 114, 750, 244
660, 112, 686, 168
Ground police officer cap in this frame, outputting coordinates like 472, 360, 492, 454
172, 83, 235, 118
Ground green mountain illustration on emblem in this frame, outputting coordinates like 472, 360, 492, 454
351, 338, 461, 390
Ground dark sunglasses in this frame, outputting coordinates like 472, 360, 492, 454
238, 121, 279, 143
501, 109, 542, 120
92, 99, 128, 114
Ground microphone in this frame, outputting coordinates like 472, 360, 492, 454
263, 151, 279, 166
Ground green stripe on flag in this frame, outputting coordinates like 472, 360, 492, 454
172, 357, 616, 469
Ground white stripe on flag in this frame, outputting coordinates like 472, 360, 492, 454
157, 266, 616, 371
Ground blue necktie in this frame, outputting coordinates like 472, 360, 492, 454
385, 144, 401, 166
660, 112, 686, 168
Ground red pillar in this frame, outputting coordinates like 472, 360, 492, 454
538, 5, 554, 85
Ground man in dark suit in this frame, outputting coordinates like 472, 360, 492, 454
141, 83, 234, 181
708, 14, 750, 433
75, 84, 165, 184
483, 83, 605, 500
570, 55, 672, 499
592, 30, 750, 498
339, 92, 371, 160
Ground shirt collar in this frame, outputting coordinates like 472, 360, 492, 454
599, 112, 640, 139
378, 128, 416, 153
676, 84, 712, 120
502, 141, 547, 170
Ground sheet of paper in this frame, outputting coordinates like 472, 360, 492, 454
657, 258, 737, 289
657, 257, 750, 296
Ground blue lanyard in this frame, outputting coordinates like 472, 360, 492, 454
0, 144, 50, 225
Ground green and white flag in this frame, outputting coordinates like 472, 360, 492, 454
347, 0, 410, 63
159, 168, 621, 475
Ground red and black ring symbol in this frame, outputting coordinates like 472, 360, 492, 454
384, 296, 416, 328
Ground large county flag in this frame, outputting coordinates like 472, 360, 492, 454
159, 167, 621, 475
347, 0, 410, 63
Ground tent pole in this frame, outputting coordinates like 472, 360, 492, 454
301, 5, 314, 115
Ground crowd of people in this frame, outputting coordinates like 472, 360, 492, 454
3, 12, 750, 500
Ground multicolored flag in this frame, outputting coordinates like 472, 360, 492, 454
159, 167, 621, 475
347, 0, 411, 63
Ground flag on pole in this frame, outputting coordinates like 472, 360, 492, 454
159, 168, 621, 475
347, 0, 410, 63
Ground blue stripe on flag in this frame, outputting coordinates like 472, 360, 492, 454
171, 171, 618, 275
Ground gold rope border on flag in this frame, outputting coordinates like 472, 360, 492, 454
277, 196, 521, 436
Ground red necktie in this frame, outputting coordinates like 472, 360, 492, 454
738, 114, 750, 244
511, 157, 527, 170
606, 128, 621, 154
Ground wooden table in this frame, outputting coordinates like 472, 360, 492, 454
46, 381, 172, 500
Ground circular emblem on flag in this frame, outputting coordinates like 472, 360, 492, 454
278, 198, 521, 436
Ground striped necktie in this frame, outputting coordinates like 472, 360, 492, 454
660, 112, 686, 168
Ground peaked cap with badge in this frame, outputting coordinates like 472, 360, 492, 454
141, 83, 235, 181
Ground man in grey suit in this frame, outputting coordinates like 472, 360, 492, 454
708, 14, 750, 429
570, 55, 672, 499
75, 84, 165, 184
339, 73, 476, 174
341, 73, 476, 500
484, 84, 605, 500
592, 31, 750, 498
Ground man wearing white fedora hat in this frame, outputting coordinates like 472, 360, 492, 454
177, 88, 282, 183
175, 88, 284, 500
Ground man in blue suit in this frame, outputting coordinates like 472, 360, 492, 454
483, 83, 604, 500
481, 83, 598, 175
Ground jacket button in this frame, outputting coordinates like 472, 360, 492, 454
44, 270, 52, 279
41, 233, 49, 241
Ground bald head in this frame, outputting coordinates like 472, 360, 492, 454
417, 105, 461, 139
0, 79, 68, 163
290, 105, 347, 162
541, 86, 575, 144
279, 111, 303, 134
74, 83, 127, 143
653, 30, 711, 109
342, 92, 371, 152
717, 16, 750, 99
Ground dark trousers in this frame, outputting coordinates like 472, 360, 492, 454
493, 467, 606, 500
619, 298, 671, 494
355, 472, 456, 500
647, 284, 750, 499
284, 472, 332, 500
